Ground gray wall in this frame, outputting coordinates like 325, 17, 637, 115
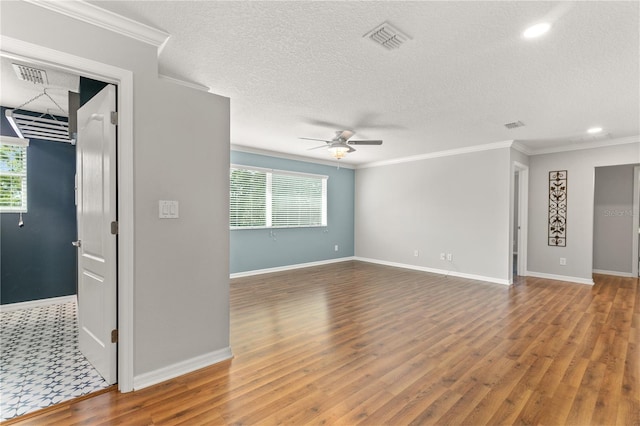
356, 147, 512, 282
230, 150, 355, 274
1, 2, 230, 378
593, 164, 637, 274
528, 142, 640, 281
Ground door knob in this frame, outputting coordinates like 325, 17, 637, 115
72, 240, 82, 247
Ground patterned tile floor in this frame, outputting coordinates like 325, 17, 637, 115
0, 300, 109, 421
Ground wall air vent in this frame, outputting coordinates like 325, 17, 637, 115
12, 63, 49, 85
504, 121, 525, 129
364, 21, 412, 50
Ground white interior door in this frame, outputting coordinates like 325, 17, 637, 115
76, 84, 117, 384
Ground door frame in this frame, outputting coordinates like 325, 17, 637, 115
1, 35, 134, 392
512, 161, 529, 282
633, 165, 640, 277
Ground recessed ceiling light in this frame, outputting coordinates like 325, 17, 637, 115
587, 127, 603, 134
523, 22, 551, 39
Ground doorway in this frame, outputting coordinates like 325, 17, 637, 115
512, 162, 528, 283
593, 164, 639, 277
0, 60, 117, 420
1, 35, 135, 394
632, 165, 639, 277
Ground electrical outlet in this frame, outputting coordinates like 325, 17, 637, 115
440, 253, 446, 260
414, 249, 419, 257
334, 244, 339, 252
560, 257, 566, 265
446, 253, 453, 262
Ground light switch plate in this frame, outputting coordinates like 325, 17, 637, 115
159, 200, 179, 219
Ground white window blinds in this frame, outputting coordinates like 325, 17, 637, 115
230, 165, 327, 229
0, 138, 29, 212
230, 167, 267, 227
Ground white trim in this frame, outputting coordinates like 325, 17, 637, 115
357, 140, 514, 169
158, 74, 210, 92
230, 257, 355, 279
592, 269, 634, 278
511, 141, 533, 156
133, 347, 233, 390
24, 0, 170, 53
231, 163, 328, 180
238, 135, 639, 170
231, 145, 357, 170
353, 257, 511, 286
632, 166, 640, 277
526, 270, 594, 285
1, 35, 135, 393
0, 295, 77, 313
525, 135, 640, 156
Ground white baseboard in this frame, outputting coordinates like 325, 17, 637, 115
0, 295, 77, 313
353, 257, 510, 286
592, 269, 634, 278
230, 257, 355, 279
526, 271, 594, 285
133, 346, 233, 390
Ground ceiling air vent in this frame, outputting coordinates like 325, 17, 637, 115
504, 121, 525, 129
12, 63, 49, 85
364, 21, 411, 50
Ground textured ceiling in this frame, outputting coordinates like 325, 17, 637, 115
29, 2, 640, 163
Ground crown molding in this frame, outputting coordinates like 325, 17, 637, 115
24, 0, 170, 54
511, 141, 533, 156
525, 135, 640, 156
357, 140, 514, 169
158, 74, 211, 92
231, 145, 356, 169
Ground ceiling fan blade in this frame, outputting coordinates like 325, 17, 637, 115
308, 145, 329, 151
299, 137, 330, 143
348, 140, 383, 145
338, 130, 355, 141
347, 145, 356, 153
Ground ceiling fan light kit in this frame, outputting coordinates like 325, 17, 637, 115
328, 145, 349, 160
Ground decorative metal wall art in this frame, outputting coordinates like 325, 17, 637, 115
548, 170, 567, 247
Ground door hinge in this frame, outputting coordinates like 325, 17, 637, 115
111, 329, 118, 343
111, 221, 118, 235
110, 111, 118, 125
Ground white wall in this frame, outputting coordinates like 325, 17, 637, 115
593, 164, 637, 275
1, 2, 230, 381
355, 147, 512, 283
528, 142, 640, 282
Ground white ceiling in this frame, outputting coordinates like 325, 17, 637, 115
34, 2, 640, 164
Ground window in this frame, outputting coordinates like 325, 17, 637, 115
230, 165, 327, 229
0, 137, 29, 212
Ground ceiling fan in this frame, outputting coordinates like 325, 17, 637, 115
300, 130, 383, 160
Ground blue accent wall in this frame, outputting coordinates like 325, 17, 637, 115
230, 151, 355, 274
1, 107, 77, 304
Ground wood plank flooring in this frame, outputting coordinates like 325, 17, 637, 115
5, 261, 639, 425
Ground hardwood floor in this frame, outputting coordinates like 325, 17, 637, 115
5, 261, 639, 425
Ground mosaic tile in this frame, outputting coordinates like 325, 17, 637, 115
0, 301, 109, 421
